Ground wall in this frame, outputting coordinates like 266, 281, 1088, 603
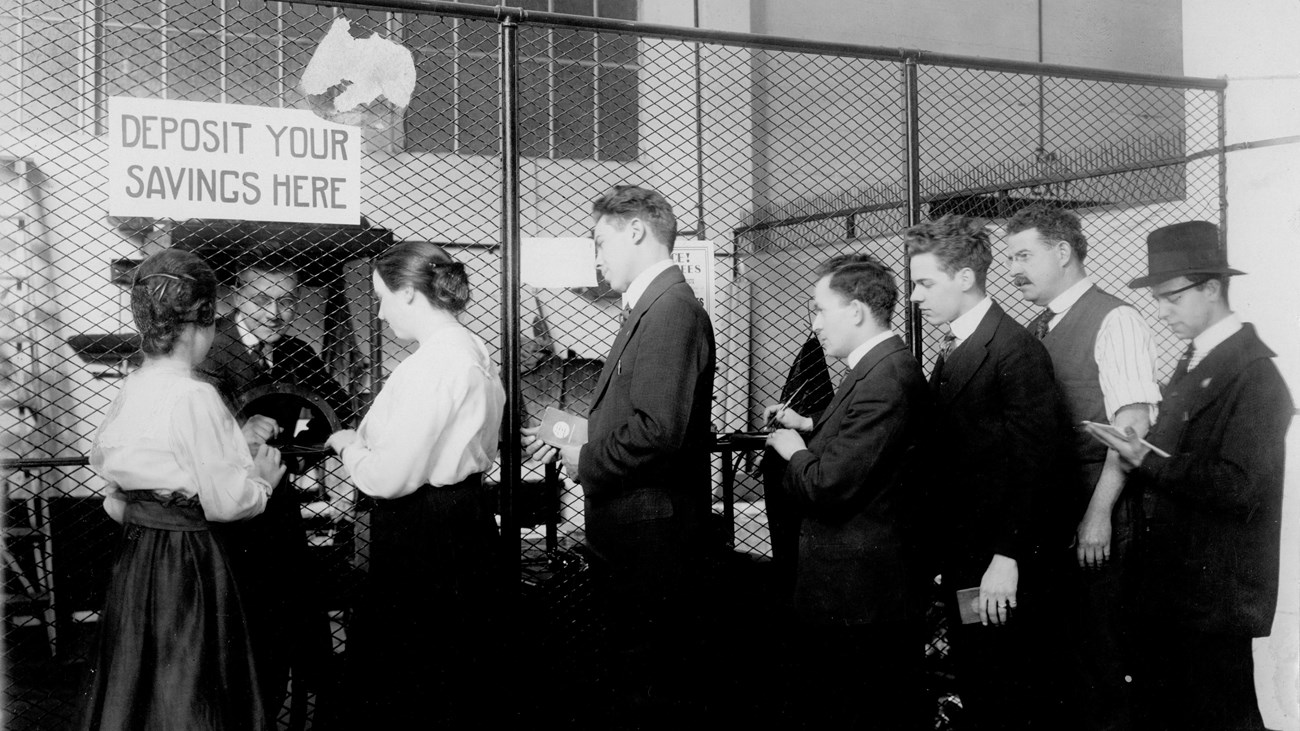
1183, 1, 1300, 728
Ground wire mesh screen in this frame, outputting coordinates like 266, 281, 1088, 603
2, 1, 1223, 729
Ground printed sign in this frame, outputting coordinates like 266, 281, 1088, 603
107, 97, 361, 225
672, 240, 715, 321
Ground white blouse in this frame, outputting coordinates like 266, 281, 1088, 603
91, 361, 270, 523
341, 323, 505, 499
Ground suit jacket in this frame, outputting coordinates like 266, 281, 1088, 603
1134, 323, 1292, 636
578, 266, 716, 570
198, 315, 353, 441
926, 301, 1075, 588
782, 335, 930, 626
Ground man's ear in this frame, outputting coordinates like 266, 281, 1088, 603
957, 267, 976, 292
627, 218, 647, 246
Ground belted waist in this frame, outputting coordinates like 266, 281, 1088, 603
120, 490, 208, 531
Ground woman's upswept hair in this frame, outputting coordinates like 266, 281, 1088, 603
130, 249, 217, 355
374, 242, 471, 314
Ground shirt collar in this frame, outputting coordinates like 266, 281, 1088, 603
1045, 277, 1093, 317
1191, 312, 1242, 359
621, 259, 676, 311
950, 295, 994, 343
846, 331, 895, 369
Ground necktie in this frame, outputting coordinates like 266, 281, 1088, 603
1170, 342, 1195, 383
934, 333, 957, 377
256, 341, 273, 373
1031, 308, 1056, 339
938, 333, 957, 360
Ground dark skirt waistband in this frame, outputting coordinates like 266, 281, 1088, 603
121, 490, 208, 531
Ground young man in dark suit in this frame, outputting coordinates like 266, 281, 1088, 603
1090, 221, 1292, 731
906, 215, 1076, 731
764, 254, 930, 729
528, 185, 716, 726
197, 264, 345, 721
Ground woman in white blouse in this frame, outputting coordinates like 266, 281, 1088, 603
326, 242, 506, 729
79, 249, 285, 731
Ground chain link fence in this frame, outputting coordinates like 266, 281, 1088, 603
2, 1, 1224, 728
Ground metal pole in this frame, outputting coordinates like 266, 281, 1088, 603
903, 57, 923, 357
1217, 88, 1229, 254
498, 16, 522, 576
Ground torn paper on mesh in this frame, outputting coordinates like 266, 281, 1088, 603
300, 17, 416, 125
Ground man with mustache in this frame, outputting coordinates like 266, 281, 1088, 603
1003, 205, 1161, 731
199, 263, 348, 723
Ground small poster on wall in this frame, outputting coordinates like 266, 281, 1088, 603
673, 240, 715, 322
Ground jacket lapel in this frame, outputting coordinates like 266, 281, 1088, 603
588, 266, 685, 415
1174, 324, 1273, 423
812, 335, 903, 432
937, 301, 1001, 402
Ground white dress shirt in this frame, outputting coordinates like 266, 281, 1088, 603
846, 330, 897, 369
948, 295, 994, 349
92, 361, 270, 523
1187, 313, 1242, 371
1044, 278, 1162, 421
621, 258, 677, 311
341, 322, 506, 499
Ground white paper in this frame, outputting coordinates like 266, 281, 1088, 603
522, 237, 598, 288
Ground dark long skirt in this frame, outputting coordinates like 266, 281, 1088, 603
335, 475, 503, 730
79, 492, 267, 731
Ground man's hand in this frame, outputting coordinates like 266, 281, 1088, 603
1083, 423, 1149, 471
766, 428, 807, 460
242, 414, 281, 449
557, 444, 582, 484
979, 554, 1019, 626
1076, 507, 1113, 569
521, 426, 559, 465
326, 429, 359, 455
761, 403, 813, 432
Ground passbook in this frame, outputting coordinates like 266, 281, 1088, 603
537, 406, 589, 449
955, 587, 983, 625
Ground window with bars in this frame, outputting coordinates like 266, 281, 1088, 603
402, 0, 640, 160
3, 0, 640, 162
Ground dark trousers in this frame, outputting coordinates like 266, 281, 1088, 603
581, 518, 711, 730
789, 621, 927, 731
1134, 625, 1264, 731
1066, 489, 1139, 731
944, 568, 1072, 731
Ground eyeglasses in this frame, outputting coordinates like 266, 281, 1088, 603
1152, 279, 1207, 304
248, 293, 299, 310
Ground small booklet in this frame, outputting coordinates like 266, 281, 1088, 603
1080, 420, 1171, 458
538, 406, 589, 449
955, 587, 983, 625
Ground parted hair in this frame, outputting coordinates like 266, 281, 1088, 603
375, 241, 471, 314
1006, 203, 1088, 263
903, 214, 994, 290
591, 185, 678, 251
130, 249, 217, 356
816, 254, 898, 327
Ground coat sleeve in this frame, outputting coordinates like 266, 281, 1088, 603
990, 335, 1066, 561
783, 366, 911, 519
1137, 359, 1292, 519
578, 294, 712, 494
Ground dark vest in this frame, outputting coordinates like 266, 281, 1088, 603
1041, 285, 1127, 486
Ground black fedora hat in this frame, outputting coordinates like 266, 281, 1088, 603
1128, 220, 1245, 289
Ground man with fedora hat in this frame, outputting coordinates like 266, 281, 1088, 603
1086, 220, 1292, 731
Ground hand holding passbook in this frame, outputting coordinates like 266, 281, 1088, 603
1081, 420, 1170, 468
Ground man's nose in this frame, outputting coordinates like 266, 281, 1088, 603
909, 289, 922, 303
